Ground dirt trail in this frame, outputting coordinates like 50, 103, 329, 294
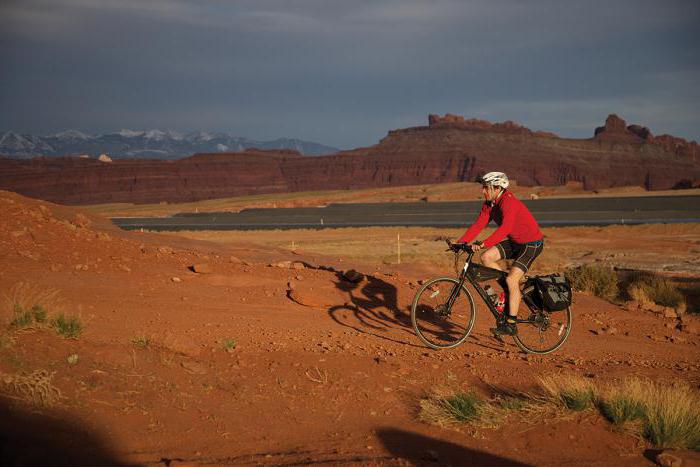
1, 190, 699, 466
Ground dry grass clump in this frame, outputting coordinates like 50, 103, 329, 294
565, 265, 618, 301
597, 378, 647, 428
419, 374, 700, 451
51, 314, 83, 338
541, 375, 700, 451
537, 374, 596, 411
626, 274, 685, 311
3, 283, 62, 329
2, 284, 84, 338
641, 381, 700, 450
419, 386, 503, 429
419, 383, 545, 431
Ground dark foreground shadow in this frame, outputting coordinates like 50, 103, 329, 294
0, 399, 132, 467
377, 428, 532, 467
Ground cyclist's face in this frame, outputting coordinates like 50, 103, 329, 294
482, 185, 498, 201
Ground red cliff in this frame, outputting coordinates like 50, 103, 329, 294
0, 115, 697, 204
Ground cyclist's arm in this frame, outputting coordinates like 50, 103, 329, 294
457, 203, 490, 243
481, 198, 516, 248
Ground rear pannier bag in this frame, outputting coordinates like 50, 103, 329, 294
535, 273, 572, 312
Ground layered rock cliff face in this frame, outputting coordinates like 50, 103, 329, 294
0, 115, 697, 204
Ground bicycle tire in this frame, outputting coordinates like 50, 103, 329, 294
411, 277, 476, 350
513, 306, 572, 355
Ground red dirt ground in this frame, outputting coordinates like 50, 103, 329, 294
1, 189, 699, 466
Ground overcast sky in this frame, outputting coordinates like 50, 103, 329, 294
1, 0, 698, 148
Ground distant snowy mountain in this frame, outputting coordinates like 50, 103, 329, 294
0, 130, 339, 159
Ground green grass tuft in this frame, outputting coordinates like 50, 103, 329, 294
441, 391, 483, 422
538, 374, 596, 411
10, 308, 34, 329
223, 338, 237, 351
560, 388, 594, 411
598, 395, 646, 425
31, 304, 48, 323
51, 314, 83, 338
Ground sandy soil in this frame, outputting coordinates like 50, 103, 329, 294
1, 189, 699, 466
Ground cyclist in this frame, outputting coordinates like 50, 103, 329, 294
455, 172, 544, 336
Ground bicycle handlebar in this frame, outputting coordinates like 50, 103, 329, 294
445, 239, 481, 253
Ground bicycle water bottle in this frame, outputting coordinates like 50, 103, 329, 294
485, 285, 506, 313
496, 292, 506, 313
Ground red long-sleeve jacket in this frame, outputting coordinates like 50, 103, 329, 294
457, 191, 542, 248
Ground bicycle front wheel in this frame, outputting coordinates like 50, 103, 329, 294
513, 307, 572, 355
411, 277, 476, 349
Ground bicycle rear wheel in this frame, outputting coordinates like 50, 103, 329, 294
411, 277, 476, 349
513, 307, 572, 355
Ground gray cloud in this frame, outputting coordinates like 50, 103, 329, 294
1, 0, 698, 148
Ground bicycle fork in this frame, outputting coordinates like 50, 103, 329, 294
442, 271, 468, 314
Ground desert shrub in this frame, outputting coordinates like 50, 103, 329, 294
2, 369, 62, 406
565, 265, 618, 301
51, 314, 83, 338
626, 275, 685, 310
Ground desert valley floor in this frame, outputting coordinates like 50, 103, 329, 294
1, 188, 699, 466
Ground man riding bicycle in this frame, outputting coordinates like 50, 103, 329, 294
455, 172, 544, 336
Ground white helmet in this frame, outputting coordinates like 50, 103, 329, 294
479, 171, 509, 189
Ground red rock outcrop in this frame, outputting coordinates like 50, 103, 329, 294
0, 115, 697, 204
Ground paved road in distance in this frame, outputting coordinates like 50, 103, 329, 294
112, 195, 700, 231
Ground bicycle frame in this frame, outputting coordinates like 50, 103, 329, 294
446, 249, 532, 324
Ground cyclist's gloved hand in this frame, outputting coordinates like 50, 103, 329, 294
470, 241, 484, 252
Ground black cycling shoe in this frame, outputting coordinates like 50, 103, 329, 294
494, 318, 518, 336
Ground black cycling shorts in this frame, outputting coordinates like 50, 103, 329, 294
494, 239, 544, 273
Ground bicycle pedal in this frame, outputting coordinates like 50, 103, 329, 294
490, 328, 505, 344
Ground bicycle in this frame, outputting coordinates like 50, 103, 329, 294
410, 241, 572, 354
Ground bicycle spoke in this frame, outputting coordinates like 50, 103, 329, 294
513, 307, 572, 355
411, 278, 476, 349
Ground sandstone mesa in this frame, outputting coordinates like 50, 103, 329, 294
0, 114, 697, 205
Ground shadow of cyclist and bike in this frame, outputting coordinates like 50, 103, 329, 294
327, 272, 423, 347
326, 271, 512, 352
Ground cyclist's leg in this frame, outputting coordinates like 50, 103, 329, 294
505, 267, 525, 318
509, 243, 544, 317
481, 240, 512, 270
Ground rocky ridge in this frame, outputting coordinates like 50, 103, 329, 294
0, 114, 698, 204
